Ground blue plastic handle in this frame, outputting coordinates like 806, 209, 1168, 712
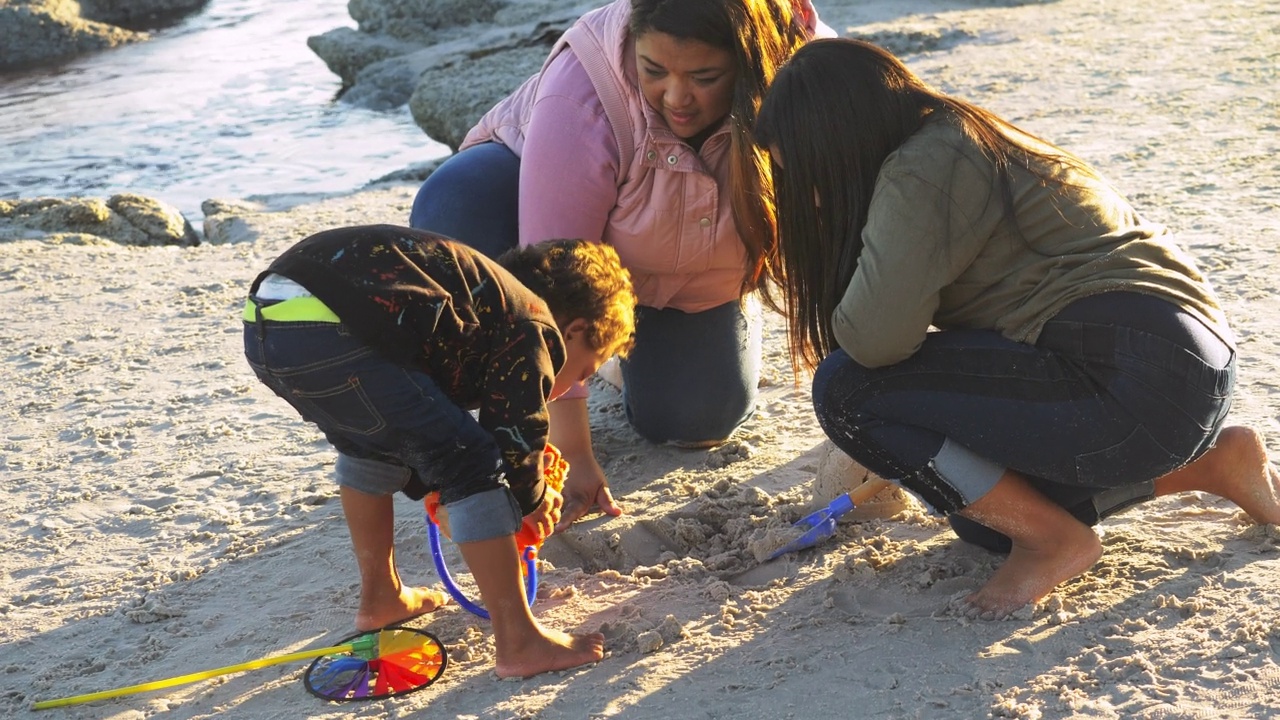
767, 492, 858, 560
425, 515, 538, 619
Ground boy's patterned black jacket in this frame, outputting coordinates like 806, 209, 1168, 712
254, 224, 563, 514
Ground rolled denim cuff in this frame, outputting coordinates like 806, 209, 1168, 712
932, 438, 1005, 507
1091, 480, 1156, 520
334, 452, 410, 495
445, 487, 523, 544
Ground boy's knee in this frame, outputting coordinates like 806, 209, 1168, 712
444, 488, 523, 544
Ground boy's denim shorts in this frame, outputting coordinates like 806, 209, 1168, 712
243, 315, 521, 544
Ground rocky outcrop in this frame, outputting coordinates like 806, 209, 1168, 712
308, 0, 597, 150
79, 0, 210, 30
0, 0, 139, 70
347, 0, 507, 42
0, 0, 209, 71
408, 44, 551, 150
0, 195, 200, 247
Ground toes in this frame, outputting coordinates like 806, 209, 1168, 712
954, 594, 1004, 621
426, 588, 451, 611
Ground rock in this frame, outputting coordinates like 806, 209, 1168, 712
347, 0, 505, 42
307, 28, 428, 94
636, 629, 663, 653
0, 0, 141, 70
110, 194, 201, 245
408, 45, 548, 150
0, 0, 210, 71
78, 0, 211, 30
307, 0, 598, 147
0, 194, 199, 246
201, 215, 257, 246
199, 199, 272, 245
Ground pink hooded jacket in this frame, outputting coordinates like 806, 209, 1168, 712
461, 0, 830, 313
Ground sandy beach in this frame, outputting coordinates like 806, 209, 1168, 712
3, 0, 1279, 717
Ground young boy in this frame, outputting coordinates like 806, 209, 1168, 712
242, 224, 636, 678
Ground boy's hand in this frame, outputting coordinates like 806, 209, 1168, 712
524, 487, 564, 544
557, 452, 623, 531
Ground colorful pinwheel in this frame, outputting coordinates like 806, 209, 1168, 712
31, 626, 446, 710
304, 626, 447, 701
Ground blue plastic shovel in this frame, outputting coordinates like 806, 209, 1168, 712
768, 478, 891, 559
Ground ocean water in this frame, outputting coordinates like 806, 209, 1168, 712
0, 0, 448, 223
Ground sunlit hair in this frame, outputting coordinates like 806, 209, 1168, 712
755, 38, 1096, 372
629, 0, 808, 295
499, 239, 637, 359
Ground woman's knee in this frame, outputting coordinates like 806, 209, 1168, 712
624, 382, 755, 445
408, 143, 520, 257
621, 301, 760, 445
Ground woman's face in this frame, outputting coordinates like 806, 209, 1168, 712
634, 31, 737, 140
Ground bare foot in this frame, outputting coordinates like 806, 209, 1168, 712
960, 517, 1102, 620
1156, 426, 1280, 525
495, 627, 605, 679
355, 585, 450, 632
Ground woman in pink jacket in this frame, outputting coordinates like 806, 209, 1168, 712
410, 0, 830, 526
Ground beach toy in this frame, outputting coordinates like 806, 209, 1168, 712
303, 626, 447, 701
424, 443, 568, 619
767, 477, 892, 560
31, 626, 447, 710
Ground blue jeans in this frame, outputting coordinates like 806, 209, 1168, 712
243, 316, 522, 544
409, 142, 760, 444
410, 142, 521, 258
813, 292, 1235, 545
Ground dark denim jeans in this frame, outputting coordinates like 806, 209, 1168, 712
813, 292, 1235, 530
410, 142, 521, 258
242, 317, 509, 509
408, 142, 760, 444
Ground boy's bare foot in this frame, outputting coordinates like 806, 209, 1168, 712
355, 585, 450, 632
1155, 426, 1280, 525
958, 520, 1102, 620
495, 627, 605, 679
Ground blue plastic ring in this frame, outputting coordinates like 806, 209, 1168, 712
425, 514, 538, 619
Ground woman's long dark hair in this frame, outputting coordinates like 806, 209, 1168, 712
755, 38, 1093, 371
630, 0, 808, 294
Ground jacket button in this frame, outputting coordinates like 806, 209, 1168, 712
646, 150, 656, 161
667, 155, 678, 165
699, 217, 711, 228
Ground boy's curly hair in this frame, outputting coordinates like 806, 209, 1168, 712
498, 240, 637, 359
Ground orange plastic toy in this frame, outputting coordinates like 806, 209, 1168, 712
423, 442, 567, 552
423, 443, 568, 619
